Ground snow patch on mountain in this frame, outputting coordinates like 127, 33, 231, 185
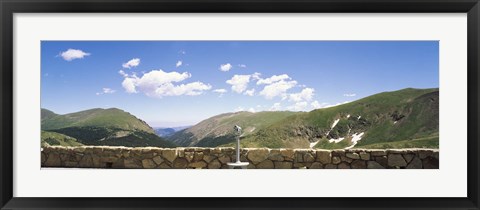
344, 132, 365, 149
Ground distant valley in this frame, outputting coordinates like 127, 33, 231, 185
42, 88, 439, 149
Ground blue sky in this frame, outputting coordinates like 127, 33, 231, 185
41, 41, 439, 127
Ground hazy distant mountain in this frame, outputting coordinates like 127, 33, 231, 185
41, 108, 175, 148
154, 126, 192, 137
168, 88, 439, 149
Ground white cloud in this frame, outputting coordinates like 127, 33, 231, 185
251, 72, 262, 80
59, 49, 90, 61
122, 58, 140, 69
103, 88, 115, 94
256, 74, 290, 85
287, 101, 308, 111
213, 89, 227, 94
244, 88, 255, 96
234, 106, 244, 112
343, 93, 356, 97
213, 88, 227, 97
96, 88, 116, 96
238, 64, 247, 68
289, 88, 315, 102
179, 50, 186, 55
248, 107, 256, 113
219, 63, 233, 72
270, 103, 282, 111
226, 74, 251, 93
311, 100, 328, 109
119, 69, 211, 97
176, 61, 183, 67
259, 79, 297, 99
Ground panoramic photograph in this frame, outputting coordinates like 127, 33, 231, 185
41, 41, 439, 169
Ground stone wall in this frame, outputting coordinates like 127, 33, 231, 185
41, 146, 439, 169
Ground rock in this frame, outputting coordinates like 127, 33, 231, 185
189, 161, 207, 169
324, 164, 337, 169
367, 161, 385, 169
112, 159, 125, 168
64, 161, 78, 167
351, 160, 366, 169
152, 156, 164, 165
41, 152, 46, 163
45, 153, 62, 167
124, 158, 142, 169
173, 158, 188, 169
332, 149, 345, 157
303, 153, 315, 163
162, 149, 177, 163
218, 155, 231, 164
142, 159, 156, 169
418, 150, 434, 159
340, 156, 353, 163
316, 150, 332, 164
122, 150, 131, 158
177, 150, 185, 158
280, 149, 295, 160
375, 156, 388, 168
203, 155, 217, 163
406, 157, 422, 169
208, 160, 222, 169
338, 162, 351, 169
402, 154, 414, 163
371, 150, 387, 156
158, 162, 171, 169
422, 156, 439, 169
309, 162, 323, 169
247, 149, 269, 164
268, 150, 284, 161
332, 156, 341, 164
346, 152, 360, 159
256, 160, 274, 169
185, 152, 194, 162
79, 155, 93, 168
359, 152, 370, 160
274, 161, 293, 169
92, 155, 101, 168
295, 151, 305, 163
388, 154, 407, 167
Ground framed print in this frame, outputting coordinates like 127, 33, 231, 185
1, 0, 479, 209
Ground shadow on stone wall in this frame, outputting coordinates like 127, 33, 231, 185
41, 146, 439, 169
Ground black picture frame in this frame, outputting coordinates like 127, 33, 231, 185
1, 0, 479, 209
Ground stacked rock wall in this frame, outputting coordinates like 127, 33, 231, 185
41, 146, 439, 169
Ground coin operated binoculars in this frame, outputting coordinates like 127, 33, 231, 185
227, 125, 250, 169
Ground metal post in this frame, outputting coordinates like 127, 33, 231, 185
236, 131, 240, 163
227, 125, 249, 169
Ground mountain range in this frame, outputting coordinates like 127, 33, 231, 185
41, 88, 439, 149
41, 108, 175, 147
167, 88, 439, 149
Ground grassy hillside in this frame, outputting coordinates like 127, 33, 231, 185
41, 131, 83, 147
169, 88, 439, 149
42, 108, 154, 133
168, 111, 296, 147
41, 108, 175, 148
239, 88, 439, 149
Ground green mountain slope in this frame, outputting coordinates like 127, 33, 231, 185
168, 88, 439, 149
41, 108, 175, 148
168, 111, 296, 147
41, 108, 58, 121
41, 131, 84, 147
